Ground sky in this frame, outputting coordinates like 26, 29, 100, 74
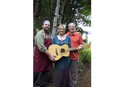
79, 24, 91, 43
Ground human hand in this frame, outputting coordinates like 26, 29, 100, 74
78, 45, 84, 50
48, 54, 56, 61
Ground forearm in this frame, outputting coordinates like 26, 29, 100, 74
44, 50, 51, 56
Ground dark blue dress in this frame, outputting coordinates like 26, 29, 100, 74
52, 35, 71, 87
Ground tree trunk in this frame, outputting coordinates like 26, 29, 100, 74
58, 0, 67, 24
34, 0, 40, 18
52, 0, 60, 37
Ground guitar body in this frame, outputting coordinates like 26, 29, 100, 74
48, 43, 89, 61
48, 44, 70, 61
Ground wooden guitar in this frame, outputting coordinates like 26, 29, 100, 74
48, 44, 89, 61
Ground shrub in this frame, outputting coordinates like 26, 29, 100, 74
79, 45, 91, 64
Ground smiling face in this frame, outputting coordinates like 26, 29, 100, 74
68, 23, 76, 33
42, 20, 50, 31
42, 23, 50, 31
57, 25, 65, 36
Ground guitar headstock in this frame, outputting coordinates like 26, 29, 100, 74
82, 43, 90, 49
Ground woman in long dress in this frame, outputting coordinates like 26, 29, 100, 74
52, 25, 71, 87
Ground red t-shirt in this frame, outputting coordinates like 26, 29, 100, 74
66, 32, 83, 60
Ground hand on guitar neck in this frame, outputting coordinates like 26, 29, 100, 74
77, 45, 84, 50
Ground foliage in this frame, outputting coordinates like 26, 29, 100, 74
63, 0, 91, 26
83, 39, 87, 43
34, 0, 91, 35
79, 44, 91, 64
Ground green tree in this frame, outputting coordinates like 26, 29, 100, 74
33, 0, 91, 36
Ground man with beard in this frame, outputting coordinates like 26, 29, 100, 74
34, 20, 55, 87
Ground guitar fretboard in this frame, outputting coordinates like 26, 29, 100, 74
68, 44, 90, 51
69, 48, 79, 51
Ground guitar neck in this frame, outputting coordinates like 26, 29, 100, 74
68, 44, 90, 51
69, 47, 79, 51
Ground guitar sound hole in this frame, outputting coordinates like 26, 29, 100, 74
61, 49, 65, 53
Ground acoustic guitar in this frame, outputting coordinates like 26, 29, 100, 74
48, 44, 89, 61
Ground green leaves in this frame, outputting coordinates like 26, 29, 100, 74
34, 0, 91, 35
79, 47, 91, 63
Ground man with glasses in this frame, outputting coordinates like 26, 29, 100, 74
66, 23, 83, 87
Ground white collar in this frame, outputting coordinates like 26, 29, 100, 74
57, 34, 66, 41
